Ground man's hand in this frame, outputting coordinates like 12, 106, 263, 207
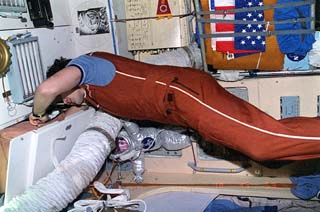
29, 113, 49, 126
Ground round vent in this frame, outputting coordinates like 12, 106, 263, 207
0, 38, 11, 77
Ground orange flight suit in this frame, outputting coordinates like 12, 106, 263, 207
82, 52, 320, 161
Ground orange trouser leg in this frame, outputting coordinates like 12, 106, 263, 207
168, 71, 320, 161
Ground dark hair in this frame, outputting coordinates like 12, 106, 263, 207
46, 57, 72, 78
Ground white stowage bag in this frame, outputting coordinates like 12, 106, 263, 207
309, 31, 320, 68
141, 42, 203, 70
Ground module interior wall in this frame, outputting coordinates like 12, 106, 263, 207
0, 0, 71, 30
0, 26, 75, 129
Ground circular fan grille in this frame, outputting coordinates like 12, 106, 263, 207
0, 38, 11, 77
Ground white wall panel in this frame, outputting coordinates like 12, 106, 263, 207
67, 0, 116, 55
0, 4, 32, 30
50, 0, 72, 26
0, 0, 71, 30
0, 26, 75, 129
219, 75, 320, 119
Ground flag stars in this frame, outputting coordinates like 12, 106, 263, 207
233, 0, 265, 51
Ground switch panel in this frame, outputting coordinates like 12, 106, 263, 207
124, 0, 191, 50
280, 96, 300, 119
226, 87, 249, 102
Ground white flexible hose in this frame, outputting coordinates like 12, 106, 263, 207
0, 111, 122, 212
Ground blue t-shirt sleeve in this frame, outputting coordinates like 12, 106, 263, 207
66, 55, 116, 86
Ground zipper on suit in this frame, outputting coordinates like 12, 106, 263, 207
172, 77, 199, 95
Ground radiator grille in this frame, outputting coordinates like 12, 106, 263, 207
7, 35, 44, 103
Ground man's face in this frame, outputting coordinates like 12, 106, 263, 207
61, 88, 85, 105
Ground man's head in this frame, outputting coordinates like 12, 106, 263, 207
47, 57, 71, 78
47, 57, 85, 106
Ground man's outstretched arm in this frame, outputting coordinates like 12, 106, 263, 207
30, 66, 82, 125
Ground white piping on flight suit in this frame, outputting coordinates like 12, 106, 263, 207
116, 70, 320, 140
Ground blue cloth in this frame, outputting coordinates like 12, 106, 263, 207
210, 0, 215, 8
274, 0, 315, 56
283, 53, 309, 70
235, 0, 266, 52
204, 199, 277, 212
234, 52, 257, 58
290, 174, 320, 200
67, 55, 116, 86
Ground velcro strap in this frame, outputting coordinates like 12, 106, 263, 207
199, 0, 315, 15
199, 17, 315, 25
86, 127, 116, 150
199, 29, 314, 38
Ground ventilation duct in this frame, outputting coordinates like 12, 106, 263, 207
6, 33, 44, 103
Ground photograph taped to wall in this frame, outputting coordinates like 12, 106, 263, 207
77, 7, 109, 36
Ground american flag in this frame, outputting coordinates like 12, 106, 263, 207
209, 0, 265, 57
235, 0, 266, 51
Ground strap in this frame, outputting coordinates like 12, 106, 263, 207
32, 112, 47, 118
199, 29, 315, 38
86, 126, 116, 150
199, 17, 315, 25
182, 46, 196, 68
199, 0, 315, 15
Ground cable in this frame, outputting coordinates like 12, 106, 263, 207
68, 181, 147, 212
113, 12, 195, 23
103, 161, 117, 185
190, 141, 197, 167
1, 76, 16, 116
1, 77, 9, 102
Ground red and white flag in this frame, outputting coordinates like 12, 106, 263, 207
209, 0, 259, 54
